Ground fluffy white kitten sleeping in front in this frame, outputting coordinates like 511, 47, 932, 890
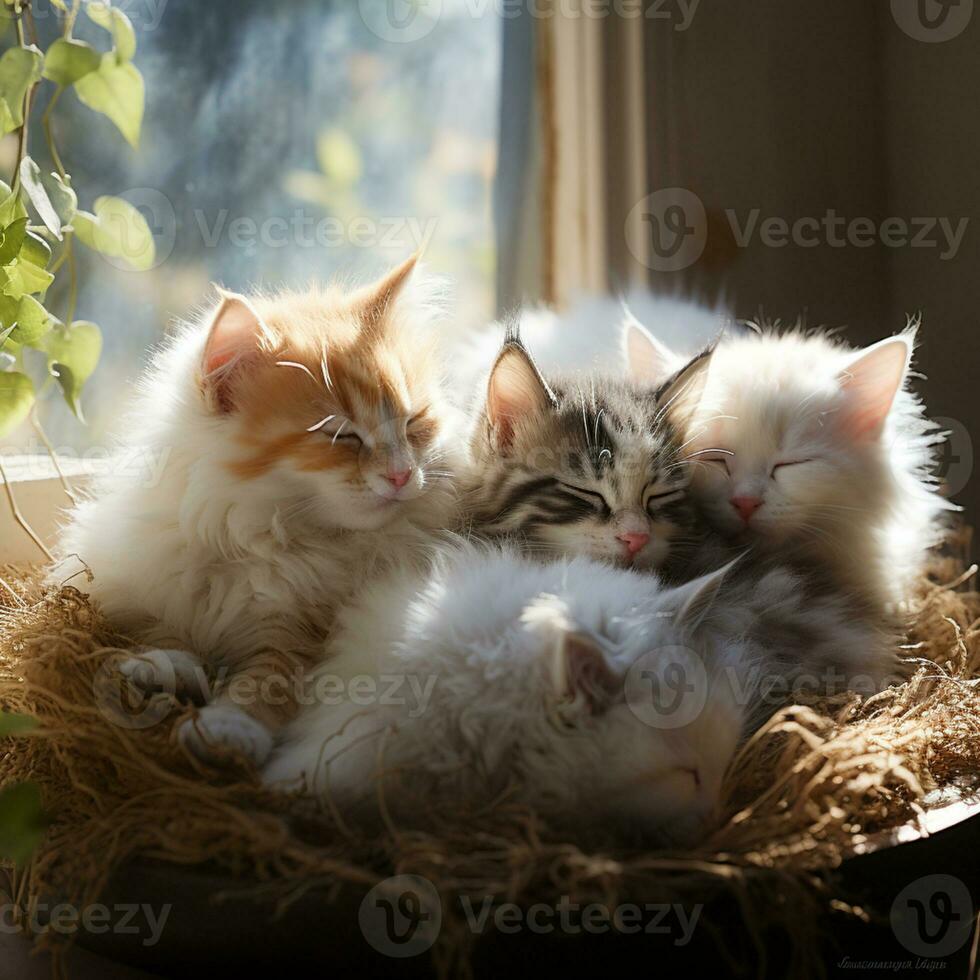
264, 546, 895, 846
625, 319, 949, 610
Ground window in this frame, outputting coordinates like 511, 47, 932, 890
9, 0, 501, 455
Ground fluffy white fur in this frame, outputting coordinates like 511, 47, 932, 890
626, 319, 950, 611
54, 272, 462, 766
264, 546, 895, 846
447, 291, 732, 410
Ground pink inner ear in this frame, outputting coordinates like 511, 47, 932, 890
563, 633, 619, 713
203, 295, 266, 377
625, 318, 679, 385
486, 346, 553, 450
837, 337, 910, 441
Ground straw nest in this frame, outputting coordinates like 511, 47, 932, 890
1, 536, 979, 977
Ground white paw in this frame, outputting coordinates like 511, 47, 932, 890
118, 648, 208, 701
178, 704, 272, 767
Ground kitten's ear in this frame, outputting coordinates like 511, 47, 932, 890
655, 347, 713, 428
201, 289, 274, 413
523, 594, 619, 713
837, 336, 911, 440
670, 557, 740, 631
485, 338, 557, 452
622, 311, 681, 385
353, 252, 419, 329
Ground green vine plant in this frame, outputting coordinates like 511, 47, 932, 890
0, 0, 154, 559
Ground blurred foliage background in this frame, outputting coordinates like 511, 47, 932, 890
1, 0, 500, 453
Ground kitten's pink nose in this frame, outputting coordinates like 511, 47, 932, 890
617, 531, 650, 556
384, 468, 413, 490
730, 495, 762, 523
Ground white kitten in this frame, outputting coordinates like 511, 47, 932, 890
264, 546, 895, 846
625, 319, 950, 612
55, 257, 463, 766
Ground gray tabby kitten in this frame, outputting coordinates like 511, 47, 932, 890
462, 333, 713, 572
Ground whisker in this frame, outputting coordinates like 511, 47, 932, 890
307, 414, 336, 433
276, 360, 317, 383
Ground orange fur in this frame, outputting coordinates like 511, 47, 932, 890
217, 277, 446, 483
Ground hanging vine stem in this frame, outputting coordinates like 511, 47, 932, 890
3, 0, 53, 559
29, 401, 75, 503
40, 5, 80, 329
0, 457, 53, 561
10, 0, 36, 196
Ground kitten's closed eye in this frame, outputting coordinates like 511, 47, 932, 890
698, 453, 732, 475
770, 458, 814, 476
644, 485, 685, 511
318, 418, 362, 446
558, 482, 610, 515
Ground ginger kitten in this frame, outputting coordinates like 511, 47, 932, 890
56, 256, 462, 765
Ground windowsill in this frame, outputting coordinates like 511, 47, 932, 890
0, 455, 102, 565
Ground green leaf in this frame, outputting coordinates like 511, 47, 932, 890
0, 257, 54, 298
46, 173, 77, 227
74, 55, 143, 148
18, 158, 62, 240
316, 128, 362, 187
0, 216, 27, 265
8, 295, 51, 345
39, 321, 101, 420
86, 2, 137, 62
43, 38, 101, 86
0, 712, 38, 737
0, 46, 42, 136
0, 782, 45, 867
0, 370, 33, 436
0, 181, 28, 228
73, 196, 154, 271
21, 230, 51, 269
